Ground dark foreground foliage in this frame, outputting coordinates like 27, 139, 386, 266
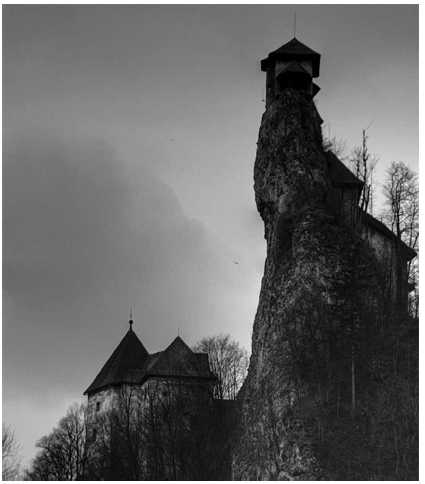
25, 383, 238, 481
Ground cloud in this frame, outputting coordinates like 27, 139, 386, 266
3, 126, 253, 395
4, 131, 121, 298
3, 126, 261, 467
3, 128, 209, 306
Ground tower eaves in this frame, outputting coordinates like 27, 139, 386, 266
261, 38, 321, 77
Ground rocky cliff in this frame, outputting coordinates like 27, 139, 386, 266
232, 89, 383, 480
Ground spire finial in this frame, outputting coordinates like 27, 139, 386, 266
129, 308, 133, 330
294, 12, 297, 38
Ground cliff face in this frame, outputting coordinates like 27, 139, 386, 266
232, 90, 381, 480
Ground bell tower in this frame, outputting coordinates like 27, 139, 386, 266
261, 38, 321, 108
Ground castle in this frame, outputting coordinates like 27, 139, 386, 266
84, 319, 216, 417
260, 37, 415, 308
232, 38, 416, 480
83, 38, 416, 480
84, 321, 237, 479
85, 37, 414, 411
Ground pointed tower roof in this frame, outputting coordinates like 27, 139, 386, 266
145, 336, 216, 381
269, 38, 320, 57
261, 38, 321, 77
84, 322, 149, 395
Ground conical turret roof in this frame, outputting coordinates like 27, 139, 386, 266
84, 325, 149, 394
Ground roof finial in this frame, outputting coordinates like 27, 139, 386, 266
294, 12, 297, 39
129, 308, 133, 330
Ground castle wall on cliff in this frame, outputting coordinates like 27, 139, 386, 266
232, 39, 416, 480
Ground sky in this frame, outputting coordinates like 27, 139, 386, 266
2, 4, 418, 469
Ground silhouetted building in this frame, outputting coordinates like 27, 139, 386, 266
84, 320, 216, 415
261, 37, 321, 108
261, 38, 415, 309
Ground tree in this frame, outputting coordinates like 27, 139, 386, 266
89, 386, 152, 480
349, 125, 379, 228
383, 161, 419, 313
323, 127, 379, 228
26, 402, 94, 481
2, 423, 22, 481
192, 334, 249, 400
322, 135, 348, 162
89, 380, 232, 481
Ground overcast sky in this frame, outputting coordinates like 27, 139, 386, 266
2, 4, 418, 468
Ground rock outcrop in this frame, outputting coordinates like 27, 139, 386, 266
232, 89, 382, 480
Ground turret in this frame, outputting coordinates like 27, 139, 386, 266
261, 38, 321, 108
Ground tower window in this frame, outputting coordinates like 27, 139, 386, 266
96, 401, 101, 412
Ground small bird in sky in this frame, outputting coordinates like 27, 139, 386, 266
234, 261, 239, 265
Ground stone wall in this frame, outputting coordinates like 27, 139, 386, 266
88, 386, 120, 416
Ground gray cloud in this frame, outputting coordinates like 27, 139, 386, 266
3, 5, 417, 468
3, 127, 251, 405
4, 131, 125, 299
3, 128, 211, 303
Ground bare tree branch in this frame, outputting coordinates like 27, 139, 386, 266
2, 423, 22, 481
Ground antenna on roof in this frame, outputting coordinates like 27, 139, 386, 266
294, 12, 297, 38
129, 308, 133, 330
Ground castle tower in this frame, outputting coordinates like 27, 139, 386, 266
231, 38, 385, 480
84, 319, 217, 416
261, 37, 321, 108
84, 319, 149, 413
84, 321, 219, 479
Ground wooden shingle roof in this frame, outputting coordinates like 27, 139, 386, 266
325, 150, 364, 187
261, 38, 321, 77
84, 326, 149, 394
362, 211, 417, 261
324, 151, 417, 262
84, 331, 215, 395
144, 336, 216, 381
